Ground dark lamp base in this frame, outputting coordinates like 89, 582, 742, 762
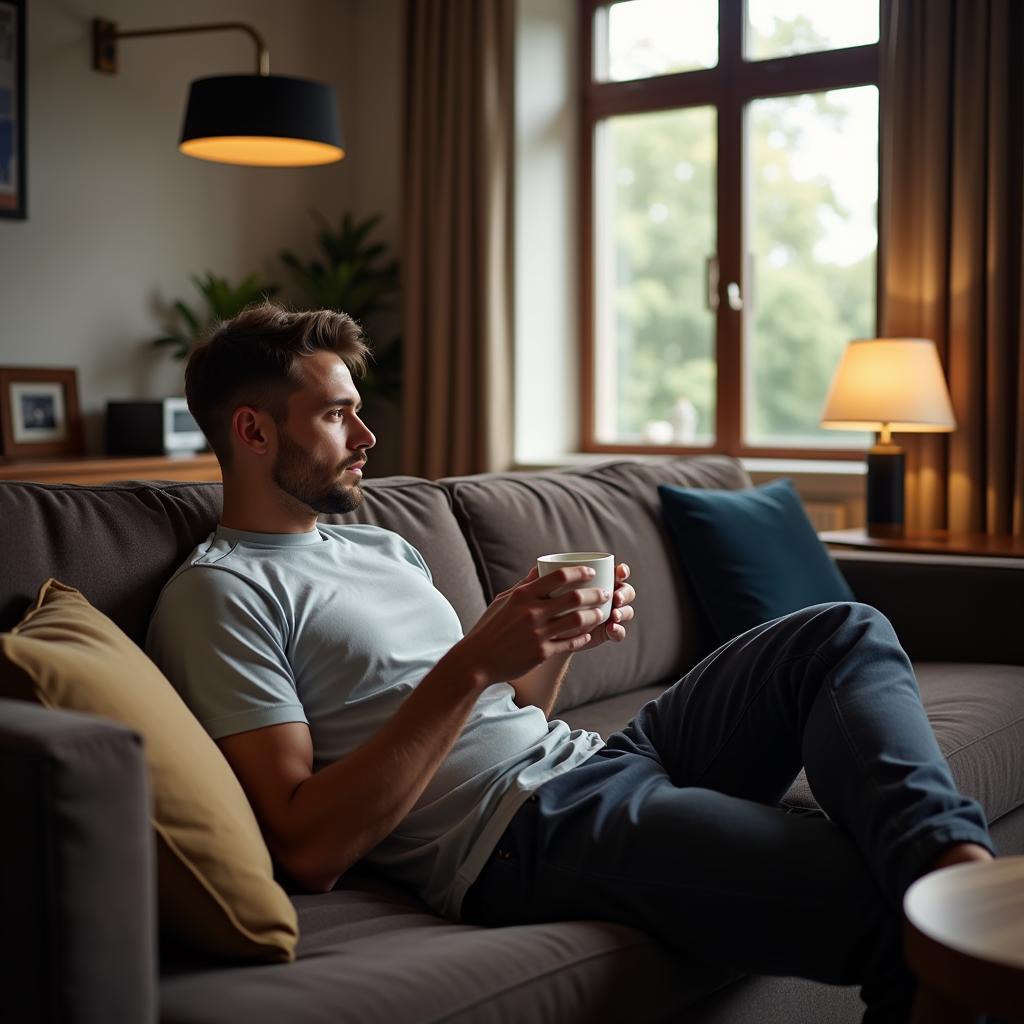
867, 447, 905, 538
867, 521, 905, 539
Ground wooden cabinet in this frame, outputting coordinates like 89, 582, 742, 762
0, 453, 221, 485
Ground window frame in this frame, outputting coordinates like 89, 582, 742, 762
578, 0, 881, 460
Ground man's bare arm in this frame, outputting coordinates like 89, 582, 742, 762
216, 565, 606, 892
509, 653, 575, 718
218, 645, 488, 893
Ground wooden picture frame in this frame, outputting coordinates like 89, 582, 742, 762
0, 0, 25, 220
0, 367, 83, 458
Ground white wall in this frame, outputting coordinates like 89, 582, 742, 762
0, 0, 403, 458
514, 0, 579, 462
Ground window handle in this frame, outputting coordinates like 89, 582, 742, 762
705, 255, 719, 312
726, 281, 743, 311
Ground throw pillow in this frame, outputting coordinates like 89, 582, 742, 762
0, 579, 298, 963
658, 478, 856, 645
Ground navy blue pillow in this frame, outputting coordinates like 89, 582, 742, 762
658, 477, 855, 645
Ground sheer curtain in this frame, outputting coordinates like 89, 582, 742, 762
400, 0, 515, 478
879, 0, 1024, 533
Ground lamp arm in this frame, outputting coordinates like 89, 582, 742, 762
93, 19, 270, 76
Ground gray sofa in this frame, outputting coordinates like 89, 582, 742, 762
3, 455, 1023, 1024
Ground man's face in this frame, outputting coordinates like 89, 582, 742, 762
270, 352, 375, 515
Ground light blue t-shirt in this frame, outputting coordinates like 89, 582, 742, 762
145, 523, 604, 918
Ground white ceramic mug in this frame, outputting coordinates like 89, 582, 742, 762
536, 551, 614, 624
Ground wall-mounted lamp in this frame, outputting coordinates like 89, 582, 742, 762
91, 18, 344, 167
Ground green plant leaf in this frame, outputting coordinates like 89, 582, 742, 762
277, 209, 403, 401
151, 270, 281, 363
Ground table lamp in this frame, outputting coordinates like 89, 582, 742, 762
820, 338, 956, 537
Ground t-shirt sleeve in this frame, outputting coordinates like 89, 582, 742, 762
145, 565, 309, 740
398, 536, 433, 584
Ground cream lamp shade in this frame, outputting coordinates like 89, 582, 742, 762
820, 338, 956, 437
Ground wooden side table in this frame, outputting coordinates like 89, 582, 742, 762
819, 528, 1024, 560
903, 856, 1024, 1022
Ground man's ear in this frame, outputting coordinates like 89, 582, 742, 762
231, 406, 275, 457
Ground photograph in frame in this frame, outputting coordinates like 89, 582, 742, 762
0, 0, 25, 220
0, 368, 83, 458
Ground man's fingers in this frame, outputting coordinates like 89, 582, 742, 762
533, 565, 597, 597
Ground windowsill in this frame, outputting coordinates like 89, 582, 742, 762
512, 452, 866, 475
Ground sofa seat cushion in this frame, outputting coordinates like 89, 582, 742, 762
557, 684, 667, 736
557, 664, 1024, 831
160, 878, 737, 1024
441, 456, 750, 710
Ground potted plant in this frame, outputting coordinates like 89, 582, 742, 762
152, 272, 281, 362
279, 212, 401, 401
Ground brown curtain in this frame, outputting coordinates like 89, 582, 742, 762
880, 0, 1024, 533
400, 0, 514, 479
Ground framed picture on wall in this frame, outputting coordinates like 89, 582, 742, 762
0, 0, 25, 220
0, 368, 83, 458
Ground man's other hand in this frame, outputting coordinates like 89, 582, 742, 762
456, 565, 611, 686
552, 562, 635, 653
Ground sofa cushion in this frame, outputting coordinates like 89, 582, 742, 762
441, 457, 751, 709
0, 579, 299, 963
160, 877, 738, 1024
0, 480, 223, 645
659, 478, 855, 645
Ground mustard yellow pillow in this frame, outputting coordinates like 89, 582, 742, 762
0, 579, 298, 963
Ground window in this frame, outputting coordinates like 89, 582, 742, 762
581, 0, 879, 457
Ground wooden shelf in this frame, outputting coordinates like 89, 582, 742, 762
0, 453, 221, 485
819, 527, 1024, 559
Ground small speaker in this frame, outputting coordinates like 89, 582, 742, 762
106, 399, 207, 455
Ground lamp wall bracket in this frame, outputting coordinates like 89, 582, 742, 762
91, 18, 270, 76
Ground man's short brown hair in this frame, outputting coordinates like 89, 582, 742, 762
185, 302, 371, 469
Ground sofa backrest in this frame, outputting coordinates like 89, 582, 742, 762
0, 476, 487, 647
0, 480, 224, 645
0, 455, 750, 709
439, 456, 751, 710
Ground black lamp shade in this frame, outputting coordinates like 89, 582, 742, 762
179, 74, 344, 167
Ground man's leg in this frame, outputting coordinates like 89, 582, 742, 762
462, 602, 993, 1021
463, 752, 914, 1019
610, 601, 993, 903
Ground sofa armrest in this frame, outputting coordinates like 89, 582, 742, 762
0, 699, 157, 1024
834, 552, 1024, 665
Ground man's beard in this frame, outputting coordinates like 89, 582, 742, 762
271, 428, 365, 515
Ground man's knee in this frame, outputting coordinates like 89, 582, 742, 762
781, 601, 896, 647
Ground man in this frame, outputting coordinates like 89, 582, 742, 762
148, 302, 993, 1022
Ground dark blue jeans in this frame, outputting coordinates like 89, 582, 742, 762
461, 603, 994, 1023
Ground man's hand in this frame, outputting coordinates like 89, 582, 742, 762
454, 565, 611, 686
503, 562, 635, 715
550, 562, 635, 653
